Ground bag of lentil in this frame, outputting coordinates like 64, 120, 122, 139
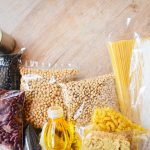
60, 74, 119, 126
20, 62, 79, 128
0, 53, 22, 90
0, 89, 25, 150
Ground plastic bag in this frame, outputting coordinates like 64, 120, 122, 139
79, 126, 150, 150
20, 61, 79, 128
108, 16, 150, 129
108, 17, 136, 118
76, 108, 150, 150
0, 53, 21, 90
0, 89, 24, 150
129, 38, 150, 129
82, 130, 130, 150
60, 74, 119, 126
92, 107, 145, 132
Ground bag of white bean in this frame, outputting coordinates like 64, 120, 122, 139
60, 74, 119, 126
20, 61, 79, 128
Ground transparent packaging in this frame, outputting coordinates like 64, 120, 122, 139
60, 74, 119, 126
0, 89, 24, 150
20, 61, 79, 128
108, 16, 150, 126
129, 38, 150, 129
108, 15, 150, 148
76, 108, 150, 150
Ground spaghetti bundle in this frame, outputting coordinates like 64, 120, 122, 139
108, 40, 135, 118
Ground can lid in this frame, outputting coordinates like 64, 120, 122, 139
48, 106, 63, 119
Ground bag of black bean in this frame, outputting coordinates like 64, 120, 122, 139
0, 89, 25, 150
0, 54, 21, 90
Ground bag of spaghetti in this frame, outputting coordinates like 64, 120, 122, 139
77, 107, 150, 150
107, 15, 150, 129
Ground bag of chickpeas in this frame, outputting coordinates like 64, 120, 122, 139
20, 61, 79, 128
60, 74, 120, 126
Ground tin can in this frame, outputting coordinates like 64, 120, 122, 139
0, 29, 16, 54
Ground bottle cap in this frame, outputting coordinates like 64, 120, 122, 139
48, 106, 63, 119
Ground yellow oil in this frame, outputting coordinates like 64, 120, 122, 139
43, 108, 74, 150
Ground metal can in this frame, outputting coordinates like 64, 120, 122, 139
0, 29, 16, 54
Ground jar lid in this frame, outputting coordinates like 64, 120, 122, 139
48, 106, 63, 119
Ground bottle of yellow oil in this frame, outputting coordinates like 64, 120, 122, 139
40, 106, 74, 150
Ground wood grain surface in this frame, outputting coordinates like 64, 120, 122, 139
0, 0, 150, 79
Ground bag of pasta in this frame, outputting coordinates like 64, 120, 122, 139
20, 61, 79, 128
78, 107, 150, 150
108, 14, 150, 130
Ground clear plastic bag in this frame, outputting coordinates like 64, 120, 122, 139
60, 74, 119, 126
79, 126, 150, 150
20, 61, 79, 128
108, 17, 136, 118
0, 89, 24, 150
108, 16, 150, 129
76, 108, 150, 150
129, 38, 150, 129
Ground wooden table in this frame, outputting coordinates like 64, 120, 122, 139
0, 0, 150, 79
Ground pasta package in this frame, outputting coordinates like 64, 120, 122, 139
82, 130, 130, 150
80, 127, 150, 150
61, 74, 119, 126
108, 40, 134, 117
20, 63, 79, 128
108, 17, 150, 130
92, 107, 145, 132
77, 107, 150, 150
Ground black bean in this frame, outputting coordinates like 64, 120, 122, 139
0, 54, 21, 90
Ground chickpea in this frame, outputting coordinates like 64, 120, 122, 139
20, 67, 79, 128
61, 74, 119, 126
